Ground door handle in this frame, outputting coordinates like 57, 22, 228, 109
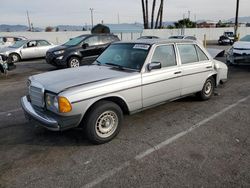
206, 66, 212, 69
174, 71, 182, 74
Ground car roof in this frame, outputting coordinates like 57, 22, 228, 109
115, 39, 196, 45
76, 33, 117, 38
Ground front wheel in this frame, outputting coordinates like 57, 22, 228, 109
197, 77, 215, 100
84, 101, 123, 144
68, 57, 80, 68
9, 53, 20, 63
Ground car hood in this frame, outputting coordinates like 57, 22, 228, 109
30, 65, 137, 93
233, 41, 250, 49
0, 47, 16, 53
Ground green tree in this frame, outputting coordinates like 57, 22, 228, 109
174, 18, 196, 28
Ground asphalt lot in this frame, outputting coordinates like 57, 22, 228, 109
0, 48, 250, 188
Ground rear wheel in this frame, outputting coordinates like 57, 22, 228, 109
9, 53, 20, 63
197, 77, 215, 100
84, 101, 123, 144
68, 57, 80, 68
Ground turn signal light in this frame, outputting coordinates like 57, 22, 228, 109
58, 96, 72, 113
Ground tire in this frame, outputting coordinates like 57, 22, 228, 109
9, 53, 20, 63
84, 101, 123, 144
68, 57, 80, 68
197, 77, 215, 100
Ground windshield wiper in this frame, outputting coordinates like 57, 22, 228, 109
105, 62, 124, 70
95, 60, 102, 65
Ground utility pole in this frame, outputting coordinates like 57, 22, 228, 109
188, 10, 191, 20
90, 8, 94, 29
234, 0, 240, 40
117, 13, 120, 24
26, 10, 31, 31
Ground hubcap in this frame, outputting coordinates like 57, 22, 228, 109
70, 59, 80, 67
95, 110, 118, 138
204, 81, 212, 95
11, 55, 18, 62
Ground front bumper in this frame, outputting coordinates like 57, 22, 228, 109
21, 96, 81, 131
46, 52, 67, 67
21, 96, 60, 131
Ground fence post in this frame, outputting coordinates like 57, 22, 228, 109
203, 34, 207, 48
120, 32, 123, 41
131, 33, 133, 40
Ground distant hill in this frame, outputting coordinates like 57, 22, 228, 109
0, 24, 42, 32
56, 25, 85, 31
227, 16, 250, 23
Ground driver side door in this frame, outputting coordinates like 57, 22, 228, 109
20, 40, 39, 59
142, 44, 182, 108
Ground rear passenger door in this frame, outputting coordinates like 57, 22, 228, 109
177, 44, 213, 96
142, 44, 182, 107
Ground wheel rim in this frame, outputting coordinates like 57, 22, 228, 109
95, 110, 118, 138
70, 59, 80, 67
11, 54, 18, 62
204, 81, 212, 95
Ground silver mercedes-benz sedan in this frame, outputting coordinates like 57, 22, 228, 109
21, 39, 228, 144
0, 39, 57, 63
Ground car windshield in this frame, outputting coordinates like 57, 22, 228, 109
240, 35, 250, 42
9, 40, 27, 48
63, 37, 86, 46
96, 43, 150, 71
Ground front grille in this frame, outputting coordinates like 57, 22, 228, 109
29, 86, 44, 107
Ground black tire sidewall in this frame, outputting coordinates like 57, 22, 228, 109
200, 77, 215, 100
85, 101, 123, 144
9, 53, 20, 63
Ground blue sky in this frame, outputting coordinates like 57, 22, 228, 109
1, 0, 249, 27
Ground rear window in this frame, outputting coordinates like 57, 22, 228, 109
177, 44, 198, 64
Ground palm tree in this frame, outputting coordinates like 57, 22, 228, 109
151, 0, 156, 28
141, 0, 148, 29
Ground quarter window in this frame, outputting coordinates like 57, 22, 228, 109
195, 45, 209, 61
177, 44, 198, 64
151, 45, 176, 68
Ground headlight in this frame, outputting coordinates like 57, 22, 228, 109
46, 93, 72, 113
54, 50, 64, 55
27, 79, 31, 87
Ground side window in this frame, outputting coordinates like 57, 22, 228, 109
151, 45, 176, 68
27, 41, 37, 48
177, 44, 198, 64
195, 45, 209, 61
84, 36, 99, 46
37, 40, 50, 46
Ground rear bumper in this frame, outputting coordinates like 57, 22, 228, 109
21, 96, 81, 131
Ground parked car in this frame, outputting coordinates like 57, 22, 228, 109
46, 34, 120, 68
137, 36, 159, 40
168, 35, 197, 40
0, 54, 16, 75
0, 36, 27, 49
218, 32, 234, 45
0, 39, 56, 63
21, 39, 228, 144
218, 35, 233, 45
226, 35, 250, 65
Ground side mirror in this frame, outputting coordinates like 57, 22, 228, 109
148, 62, 161, 71
82, 43, 89, 49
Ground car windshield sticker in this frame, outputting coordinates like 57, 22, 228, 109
133, 44, 150, 50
